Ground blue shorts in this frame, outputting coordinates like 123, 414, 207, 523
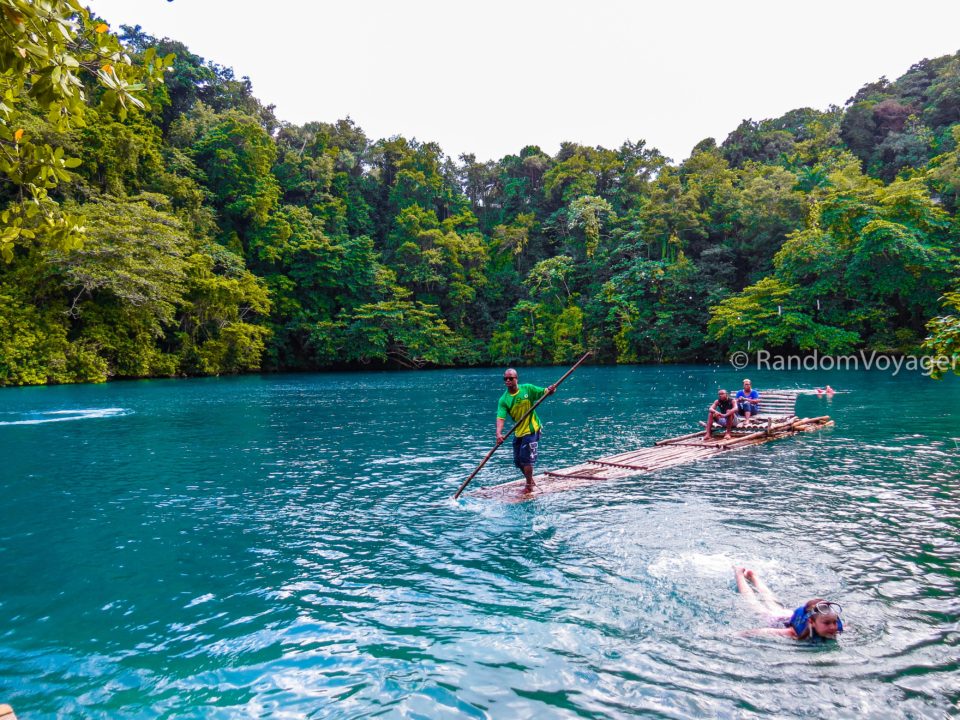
738, 401, 759, 415
513, 430, 541, 469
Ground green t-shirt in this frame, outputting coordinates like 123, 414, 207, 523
497, 383, 546, 437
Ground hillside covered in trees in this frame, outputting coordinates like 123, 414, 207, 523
1, 5, 958, 384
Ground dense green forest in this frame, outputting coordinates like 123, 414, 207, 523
1, 3, 958, 385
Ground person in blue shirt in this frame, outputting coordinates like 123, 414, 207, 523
734, 567, 844, 641
735, 378, 760, 419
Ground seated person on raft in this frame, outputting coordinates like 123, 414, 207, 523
704, 389, 738, 439
734, 567, 844, 641
735, 378, 760, 419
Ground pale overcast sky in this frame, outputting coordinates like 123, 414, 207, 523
86, 0, 960, 164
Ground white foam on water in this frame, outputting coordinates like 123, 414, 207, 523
648, 553, 787, 588
0, 407, 128, 426
648, 552, 736, 579
185, 593, 216, 608
455, 495, 514, 521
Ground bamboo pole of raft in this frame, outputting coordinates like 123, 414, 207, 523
612, 443, 696, 460
453, 350, 593, 499
590, 459, 653, 470
553, 447, 710, 483
717, 416, 830, 448
609, 444, 712, 464
792, 415, 831, 428
716, 428, 775, 449
718, 420, 800, 448
655, 429, 707, 446
545, 471, 609, 481
639, 452, 708, 470
607, 446, 714, 470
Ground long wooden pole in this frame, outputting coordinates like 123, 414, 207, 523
453, 351, 593, 499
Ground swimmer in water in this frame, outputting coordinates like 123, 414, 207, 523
734, 567, 843, 640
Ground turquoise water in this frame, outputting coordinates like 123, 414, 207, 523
1, 366, 959, 718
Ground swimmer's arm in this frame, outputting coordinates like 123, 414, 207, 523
738, 627, 799, 639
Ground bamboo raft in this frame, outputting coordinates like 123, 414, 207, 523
470, 391, 832, 501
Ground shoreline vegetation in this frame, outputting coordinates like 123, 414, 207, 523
1, 4, 959, 387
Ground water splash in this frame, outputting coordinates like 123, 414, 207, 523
0, 407, 128, 426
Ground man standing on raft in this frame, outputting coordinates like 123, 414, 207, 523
496, 369, 556, 495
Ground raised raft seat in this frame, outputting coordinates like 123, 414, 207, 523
729, 390, 800, 433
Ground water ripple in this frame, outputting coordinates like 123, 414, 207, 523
0, 368, 958, 717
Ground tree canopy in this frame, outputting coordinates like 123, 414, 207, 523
1, 8, 958, 385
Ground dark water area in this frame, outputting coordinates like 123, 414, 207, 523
1, 366, 958, 718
